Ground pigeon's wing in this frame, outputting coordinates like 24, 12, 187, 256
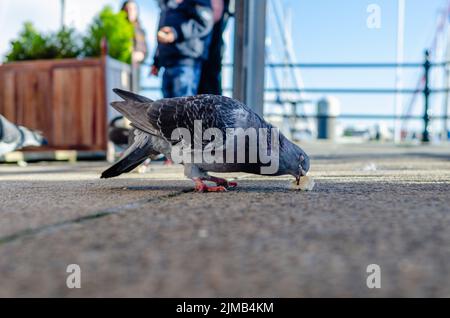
110, 88, 162, 137
147, 95, 251, 143
113, 88, 154, 103
110, 100, 161, 137
101, 130, 157, 179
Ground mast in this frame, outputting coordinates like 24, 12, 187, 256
394, 0, 406, 143
269, 0, 315, 135
60, 0, 66, 28
442, 1, 450, 141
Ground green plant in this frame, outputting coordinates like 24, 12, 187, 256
4, 6, 134, 64
6, 22, 50, 62
5, 22, 81, 62
49, 27, 82, 59
82, 6, 134, 64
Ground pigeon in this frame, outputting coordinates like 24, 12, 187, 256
0, 115, 47, 157
101, 89, 310, 192
108, 116, 131, 147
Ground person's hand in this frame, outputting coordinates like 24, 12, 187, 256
150, 65, 160, 76
132, 51, 145, 64
157, 27, 176, 44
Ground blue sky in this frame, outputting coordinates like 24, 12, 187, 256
263, 0, 449, 132
285, 0, 441, 62
1, 0, 449, 132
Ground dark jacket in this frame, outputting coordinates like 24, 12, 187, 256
154, 0, 214, 68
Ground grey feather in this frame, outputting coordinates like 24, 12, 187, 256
110, 101, 160, 137
101, 130, 162, 179
113, 88, 153, 103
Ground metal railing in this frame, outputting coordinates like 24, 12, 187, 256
140, 51, 450, 142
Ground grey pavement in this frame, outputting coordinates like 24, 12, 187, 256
0, 142, 449, 297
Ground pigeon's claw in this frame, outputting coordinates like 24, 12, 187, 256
207, 176, 238, 189
226, 181, 238, 189
197, 185, 228, 193
193, 179, 228, 193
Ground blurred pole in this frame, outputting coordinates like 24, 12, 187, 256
233, 0, 245, 103
317, 97, 340, 141
422, 50, 431, 143
443, 60, 449, 141
394, 0, 405, 143
233, 0, 267, 116
442, 2, 450, 141
60, 0, 66, 28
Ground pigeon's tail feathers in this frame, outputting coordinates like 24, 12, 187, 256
100, 149, 148, 179
113, 88, 153, 103
101, 131, 154, 179
111, 101, 160, 136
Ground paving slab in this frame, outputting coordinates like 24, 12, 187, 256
0, 144, 449, 297
0, 163, 191, 239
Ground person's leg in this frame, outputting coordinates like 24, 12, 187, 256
162, 67, 174, 98
191, 62, 202, 95
160, 66, 179, 164
198, 21, 225, 95
172, 62, 202, 97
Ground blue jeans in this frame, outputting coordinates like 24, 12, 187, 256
162, 62, 202, 98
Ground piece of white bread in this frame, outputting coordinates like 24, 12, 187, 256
291, 176, 315, 191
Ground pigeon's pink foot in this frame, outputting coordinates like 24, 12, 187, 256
207, 176, 238, 189
193, 178, 227, 193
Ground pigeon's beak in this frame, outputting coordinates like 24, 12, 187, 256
296, 154, 309, 185
296, 169, 306, 186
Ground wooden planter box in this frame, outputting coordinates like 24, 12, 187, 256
0, 57, 131, 154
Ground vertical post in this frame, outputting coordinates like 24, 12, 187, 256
444, 60, 450, 141
60, 0, 66, 28
394, 0, 405, 143
233, 0, 267, 116
317, 97, 340, 141
443, 59, 450, 141
422, 50, 431, 143
232, 0, 245, 103
290, 102, 297, 139
443, 11, 450, 141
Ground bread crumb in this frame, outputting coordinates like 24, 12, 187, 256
291, 176, 315, 191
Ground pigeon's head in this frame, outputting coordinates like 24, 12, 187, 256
291, 149, 310, 185
20, 127, 47, 147
279, 136, 310, 184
